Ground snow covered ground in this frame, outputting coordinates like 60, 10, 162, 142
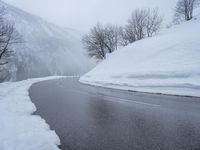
0, 76, 66, 150
80, 14, 200, 97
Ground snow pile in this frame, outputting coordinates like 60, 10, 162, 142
0, 76, 64, 150
80, 17, 200, 97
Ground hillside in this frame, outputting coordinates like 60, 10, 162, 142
0, 1, 94, 81
80, 15, 200, 97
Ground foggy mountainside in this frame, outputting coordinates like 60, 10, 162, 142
0, 1, 94, 81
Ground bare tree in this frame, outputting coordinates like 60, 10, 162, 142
174, 0, 199, 23
122, 8, 162, 44
104, 25, 119, 53
145, 8, 163, 37
0, 6, 21, 67
118, 26, 136, 46
82, 24, 120, 60
82, 24, 106, 60
128, 9, 148, 40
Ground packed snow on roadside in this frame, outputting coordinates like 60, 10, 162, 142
80, 15, 200, 97
0, 76, 65, 150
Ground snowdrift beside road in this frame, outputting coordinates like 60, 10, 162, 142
80, 16, 200, 97
0, 77, 64, 150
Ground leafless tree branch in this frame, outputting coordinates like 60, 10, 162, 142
0, 6, 21, 66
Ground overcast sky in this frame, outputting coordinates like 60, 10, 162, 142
3, 0, 176, 32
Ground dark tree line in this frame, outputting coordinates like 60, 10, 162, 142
0, 6, 20, 68
83, 8, 163, 60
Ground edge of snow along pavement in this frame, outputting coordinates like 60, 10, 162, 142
79, 77, 200, 98
0, 76, 71, 150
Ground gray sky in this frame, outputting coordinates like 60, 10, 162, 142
3, 0, 176, 32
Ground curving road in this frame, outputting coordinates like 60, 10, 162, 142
29, 78, 200, 150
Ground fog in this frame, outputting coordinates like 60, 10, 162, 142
0, 1, 96, 81
3, 0, 176, 32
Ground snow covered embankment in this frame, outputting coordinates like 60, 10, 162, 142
80, 17, 200, 97
0, 77, 64, 150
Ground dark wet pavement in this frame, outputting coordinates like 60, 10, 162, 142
29, 78, 200, 150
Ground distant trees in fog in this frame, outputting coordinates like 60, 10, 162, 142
174, 0, 199, 23
83, 8, 163, 60
0, 7, 21, 67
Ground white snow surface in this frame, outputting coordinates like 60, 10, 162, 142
0, 76, 66, 150
80, 15, 200, 97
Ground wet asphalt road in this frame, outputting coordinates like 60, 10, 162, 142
29, 78, 200, 150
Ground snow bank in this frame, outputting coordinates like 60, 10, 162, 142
0, 76, 64, 150
80, 17, 200, 97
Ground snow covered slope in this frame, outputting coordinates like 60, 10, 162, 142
0, 1, 94, 81
80, 15, 200, 97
